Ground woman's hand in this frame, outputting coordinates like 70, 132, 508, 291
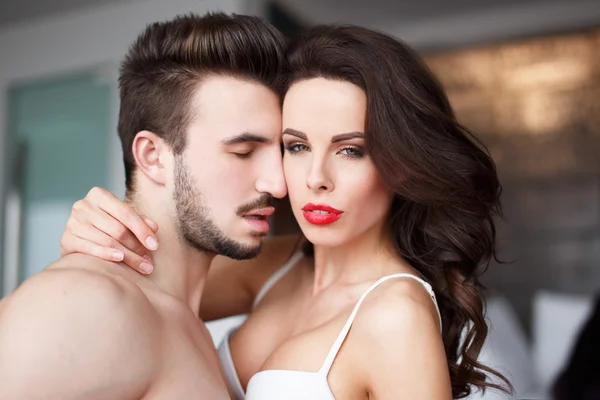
59, 187, 159, 274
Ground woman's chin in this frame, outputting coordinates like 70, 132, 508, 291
301, 228, 348, 248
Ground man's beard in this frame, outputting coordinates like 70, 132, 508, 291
173, 156, 273, 260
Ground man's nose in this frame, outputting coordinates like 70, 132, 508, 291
256, 151, 287, 199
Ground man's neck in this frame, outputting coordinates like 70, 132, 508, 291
126, 195, 213, 316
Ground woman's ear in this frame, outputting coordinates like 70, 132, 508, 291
131, 130, 170, 186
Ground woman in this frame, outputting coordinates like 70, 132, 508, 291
60, 25, 509, 399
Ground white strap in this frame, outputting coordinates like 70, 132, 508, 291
319, 273, 442, 376
252, 252, 304, 309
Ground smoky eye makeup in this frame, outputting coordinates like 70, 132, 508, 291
337, 145, 366, 159
283, 141, 310, 154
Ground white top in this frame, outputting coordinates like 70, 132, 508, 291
217, 252, 304, 400
217, 253, 442, 400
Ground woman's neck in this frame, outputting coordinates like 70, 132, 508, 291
309, 223, 411, 295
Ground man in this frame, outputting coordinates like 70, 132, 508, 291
0, 12, 286, 399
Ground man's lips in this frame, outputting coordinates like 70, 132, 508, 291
242, 207, 276, 218
241, 207, 274, 234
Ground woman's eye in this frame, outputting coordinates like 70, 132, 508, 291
338, 147, 364, 158
285, 143, 310, 153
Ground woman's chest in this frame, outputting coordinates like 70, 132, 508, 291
229, 297, 367, 399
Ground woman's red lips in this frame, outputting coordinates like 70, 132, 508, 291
301, 203, 343, 225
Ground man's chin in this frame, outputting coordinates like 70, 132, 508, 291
223, 243, 262, 260
236, 235, 265, 256
185, 232, 261, 260
214, 234, 263, 260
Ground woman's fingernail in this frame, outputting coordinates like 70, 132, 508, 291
140, 262, 153, 274
145, 236, 158, 250
112, 251, 124, 261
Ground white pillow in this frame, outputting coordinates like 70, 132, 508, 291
532, 290, 594, 392
466, 296, 537, 400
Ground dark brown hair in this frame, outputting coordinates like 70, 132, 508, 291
118, 12, 286, 192
286, 25, 511, 398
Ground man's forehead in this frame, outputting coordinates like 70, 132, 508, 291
191, 75, 279, 108
186, 77, 282, 144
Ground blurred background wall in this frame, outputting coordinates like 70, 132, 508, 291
0, 0, 598, 398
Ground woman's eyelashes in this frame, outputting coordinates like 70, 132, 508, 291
284, 142, 365, 159
338, 146, 365, 159
284, 142, 310, 154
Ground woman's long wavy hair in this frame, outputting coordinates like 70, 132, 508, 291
284, 25, 511, 398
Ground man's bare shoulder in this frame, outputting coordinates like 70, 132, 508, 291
49, 252, 145, 280
3, 253, 160, 339
0, 255, 160, 399
11, 254, 152, 316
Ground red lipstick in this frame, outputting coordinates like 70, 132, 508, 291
301, 203, 343, 225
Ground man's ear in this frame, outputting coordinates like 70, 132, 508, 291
131, 130, 170, 186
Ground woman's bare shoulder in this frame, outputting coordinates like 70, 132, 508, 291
349, 277, 451, 398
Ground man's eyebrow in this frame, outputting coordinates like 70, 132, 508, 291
282, 128, 307, 140
221, 132, 272, 145
331, 132, 365, 143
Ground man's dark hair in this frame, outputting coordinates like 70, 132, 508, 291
118, 12, 286, 192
